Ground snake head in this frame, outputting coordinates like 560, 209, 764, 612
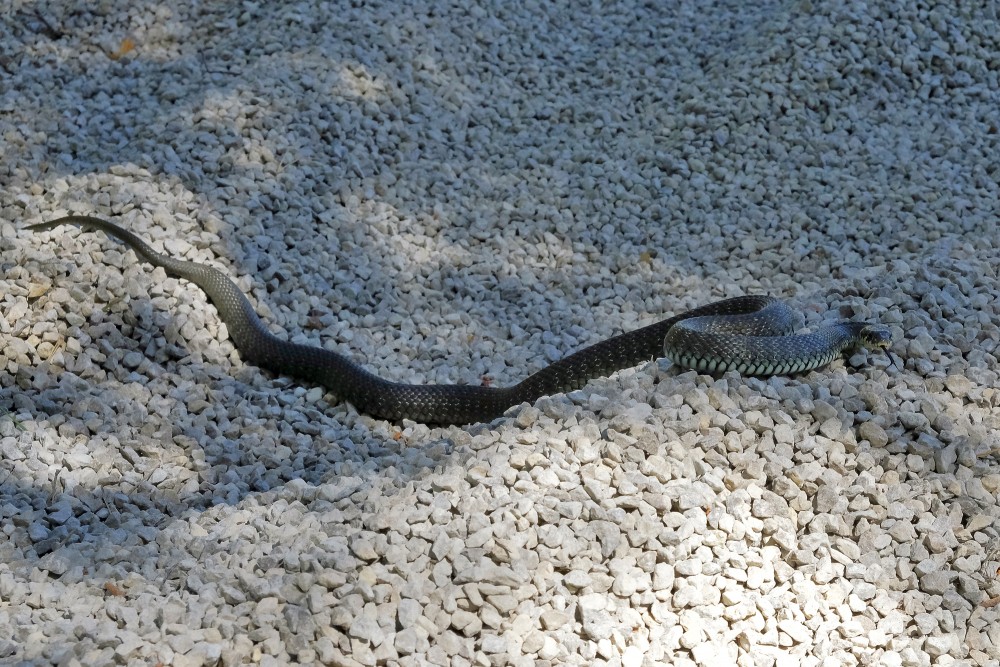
859, 325, 898, 370
859, 325, 892, 351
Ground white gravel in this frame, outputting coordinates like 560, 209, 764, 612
2, 1, 1000, 666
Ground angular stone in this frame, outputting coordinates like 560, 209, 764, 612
350, 539, 378, 561
919, 571, 953, 595
777, 619, 811, 643
858, 421, 888, 448
397, 598, 422, 629
563, 570, 592, 590
923, 635, 954, 657
578, 607, 612, 640
450, 610, 482, 637
539, 610, 569, 631
395, 628, 419, 655
348, 613, 380, 642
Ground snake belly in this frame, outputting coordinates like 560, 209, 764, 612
28, 216, 883, 425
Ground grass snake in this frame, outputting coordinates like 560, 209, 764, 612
28, 216, 894, 425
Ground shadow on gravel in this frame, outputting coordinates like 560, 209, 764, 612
0, 372, 475, 576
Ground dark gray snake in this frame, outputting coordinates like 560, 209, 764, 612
28, 216, 893, 425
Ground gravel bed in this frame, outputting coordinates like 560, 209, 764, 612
2, 1, 1000, 666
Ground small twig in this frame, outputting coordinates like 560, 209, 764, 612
30, 9, 65, 40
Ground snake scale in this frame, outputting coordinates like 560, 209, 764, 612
28, 216, 893, 425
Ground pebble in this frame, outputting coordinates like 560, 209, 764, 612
858, 421, 889, 448
397, 599, 422, 629
539, 610, 569, 631
4, 1, 997, 666
777, 619, 812, 644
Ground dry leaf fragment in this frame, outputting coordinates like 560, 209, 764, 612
110, 36, 136, 60
104, 581, 125, 597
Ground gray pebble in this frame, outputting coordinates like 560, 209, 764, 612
919, 571, 954, 596
858, 421, 889, 447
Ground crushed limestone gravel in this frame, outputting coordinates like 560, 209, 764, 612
1, 1, 999, 666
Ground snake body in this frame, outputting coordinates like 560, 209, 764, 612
28, 216, 892, 425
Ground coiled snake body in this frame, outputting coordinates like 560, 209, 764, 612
29, 216, 893, 425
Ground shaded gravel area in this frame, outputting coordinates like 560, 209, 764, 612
2, 1, 1000, 665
